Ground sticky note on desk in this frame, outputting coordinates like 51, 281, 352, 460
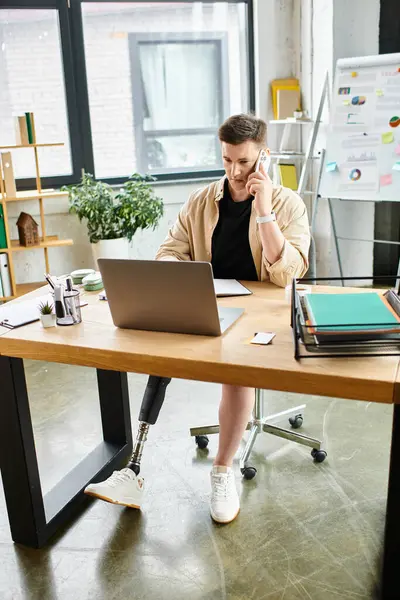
376, 89, 384, 97
393, 162, 400, 171
251, 332, 276, 345
382, 132, 394, 144
343, 99, 351, 106
326, 161, 338, 172
351, 71, 358, 78
395, 143, 400, 156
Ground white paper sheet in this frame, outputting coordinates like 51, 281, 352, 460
251, 332, 276, 345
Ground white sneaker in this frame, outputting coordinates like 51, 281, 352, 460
84, 468, 144, 509
209, 466, 240, 524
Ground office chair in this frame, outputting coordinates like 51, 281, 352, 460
189, 235, 327, 479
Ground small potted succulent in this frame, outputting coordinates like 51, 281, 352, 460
39, 300, 56, 328
294, 107, 303, 119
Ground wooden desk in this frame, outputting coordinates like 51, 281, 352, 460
0, 283, 398, 598
1, 283, 397, 403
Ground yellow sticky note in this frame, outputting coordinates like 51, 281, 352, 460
110, 32, 128, 39
351, 71, 358, 78
382, 132, 394, 144
343, 99, 351, 106
376, 89, 384, 97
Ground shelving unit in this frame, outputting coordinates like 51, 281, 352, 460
268, 118, 315, 188
0, 123, 73, 301
0, 143, 64, 150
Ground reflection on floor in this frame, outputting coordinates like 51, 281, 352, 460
0, 360, 388, 600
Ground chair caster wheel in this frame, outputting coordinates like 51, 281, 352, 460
289, 415, 303, 429
241, 466, 257, 480
311, 449, 327, 463
195, 435, 209, 449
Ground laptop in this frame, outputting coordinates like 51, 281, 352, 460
97, 259, 244, 336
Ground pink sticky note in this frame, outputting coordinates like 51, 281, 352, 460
380, 174, 393, 187
396, 143, 400, 156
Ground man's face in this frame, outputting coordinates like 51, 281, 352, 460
221, 140, 264, 193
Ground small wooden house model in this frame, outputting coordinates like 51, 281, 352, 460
17, 212, 39, 247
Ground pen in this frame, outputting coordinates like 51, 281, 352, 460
44, 273, 55, 289
65, 277, 79, 322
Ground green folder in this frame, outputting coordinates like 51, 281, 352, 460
304, 293, 400, 334
0, 205, 7, 249
25, 112, 33, 144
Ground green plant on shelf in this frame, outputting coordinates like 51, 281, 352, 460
62, 172, 164, 244
38, 300, 53, 315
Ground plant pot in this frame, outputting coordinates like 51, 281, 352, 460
293, 110, 303, 119
40, 313, 56, 328
91, 237, 130, 268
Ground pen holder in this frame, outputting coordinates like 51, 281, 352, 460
57, 289, 82, 326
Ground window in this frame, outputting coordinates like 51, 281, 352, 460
0, 7, 75, 183
0, 1, 254, 186
131, 34, 227, 175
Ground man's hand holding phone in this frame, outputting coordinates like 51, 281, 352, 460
246, 150, 274, 217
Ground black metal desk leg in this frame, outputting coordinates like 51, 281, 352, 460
97, 369, 132, 447
0, 358, 133, 548
381, 402, 400, 599
0, 356, 46, 548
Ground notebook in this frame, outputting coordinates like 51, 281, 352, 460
277, 89, 300, 120
213, 279, 252, 297
304, 293, 400, 336
278, 164, 298, 190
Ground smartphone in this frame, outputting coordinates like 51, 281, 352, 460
255, 149, 271, 173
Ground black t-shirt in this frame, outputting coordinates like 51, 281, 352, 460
211, 179, 258, 281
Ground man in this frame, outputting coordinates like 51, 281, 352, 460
85, 114, 310, 524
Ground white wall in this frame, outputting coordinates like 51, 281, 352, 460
300, 0, 380, 279
254, 0, 298, 153
254, 0, 297, 122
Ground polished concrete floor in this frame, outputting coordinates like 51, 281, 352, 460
0, 360, 390, 600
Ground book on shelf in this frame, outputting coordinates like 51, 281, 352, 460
1, 152, 17, 198
278, 164, 298, 190
0, 205, 7, 249
14, 112, 36, 145
30, 113, 37, 143
15, 116, 29, 145
271, 78, 300, 120
25, 112, 36, 144
277, 88, 300, 120
0, 253, 12, 298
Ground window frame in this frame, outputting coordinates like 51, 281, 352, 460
2, 0, 255, 187
0, 0, 84, 189
129, 32, 230, 175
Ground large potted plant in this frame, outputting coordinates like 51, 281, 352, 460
63, 172, 164, 267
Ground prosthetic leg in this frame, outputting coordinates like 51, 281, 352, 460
127, 376, 171, 474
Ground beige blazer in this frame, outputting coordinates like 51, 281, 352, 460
156, 176, 310, 288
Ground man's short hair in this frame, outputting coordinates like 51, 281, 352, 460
218, 113, 267, 146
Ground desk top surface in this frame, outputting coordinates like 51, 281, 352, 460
0, 282, 398, 404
